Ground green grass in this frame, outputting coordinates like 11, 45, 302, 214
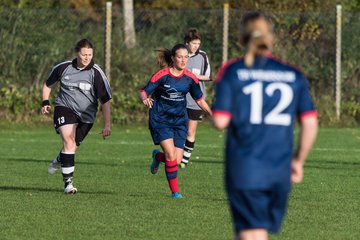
0, 124, 359, 239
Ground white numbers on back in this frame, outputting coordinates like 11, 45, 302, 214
243, 82, 293, 126
243, 82, 263, 124
57, 116, 65, 125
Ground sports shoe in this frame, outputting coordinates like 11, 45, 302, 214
48, 155, 61, 175
179, 162, 187, 169
171, 192, 182, 199
179, 161, 192, 169
150, 149, 161, 174
64, 181, 77, 194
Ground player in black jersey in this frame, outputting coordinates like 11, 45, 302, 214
41, 39, 112, 194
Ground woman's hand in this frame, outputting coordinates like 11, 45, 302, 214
143, 98, 154, 109
196, 98, 212, 116
41, 105, 51, 114
101, 126, 111, 139
290, 158, 304, 184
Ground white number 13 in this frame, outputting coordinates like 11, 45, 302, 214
243, 82, 293, 126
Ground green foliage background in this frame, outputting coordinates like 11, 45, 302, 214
1, 2, 360, 126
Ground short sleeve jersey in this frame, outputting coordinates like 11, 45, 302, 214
213, 55, 317, 190
46, 59, 112, 123
142, 67, 203, 129
185, 50, 211, 110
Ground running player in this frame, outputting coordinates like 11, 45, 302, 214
140, 44, 212, 199
180, 28, 211, 168
213, 12, 318, 240
41, 38, 112, 194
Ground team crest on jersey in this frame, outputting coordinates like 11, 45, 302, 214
79, 82, 91, 91
161, 88, 184, 101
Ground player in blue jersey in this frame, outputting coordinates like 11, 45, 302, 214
213, 12, 318, 240
140, 44, 212, 199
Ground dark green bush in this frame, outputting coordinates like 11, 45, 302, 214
1, 8, 360, 127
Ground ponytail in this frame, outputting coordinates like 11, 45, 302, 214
155, 44, 188, 68
155, 48, 172, 68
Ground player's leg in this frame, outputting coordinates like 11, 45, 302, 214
159, 138, 181, 198
237, 229, 268, 240
48, 123, 92, 175
175, 147, 184, 164
182, 109, 202, 167
58, 124, 78, 194
75, 122, 93, 147
181, 119, 197, 167
48, 106, 76, 175
173, 125, 188, 165
150, 148, 165, 174
48, 150, 62, 174
149, 128, 167, 174
228, 188, 273, 240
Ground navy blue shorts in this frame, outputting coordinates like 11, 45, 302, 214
150, 125, 187, 148
227, 184, 290, 234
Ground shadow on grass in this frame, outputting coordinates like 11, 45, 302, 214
305, 158, 360, 170
308, 159, 360, 166
1, 157, 119, 167
2, 156, 225, 166
0, 185, 114, 195
191, 160, 224, 164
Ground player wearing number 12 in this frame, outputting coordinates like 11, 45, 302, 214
213, 12, 318, 240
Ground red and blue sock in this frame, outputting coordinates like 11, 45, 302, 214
155, 152, 165, 163
165, 160, 179, 193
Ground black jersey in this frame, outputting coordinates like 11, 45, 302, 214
46, 59, 112, 123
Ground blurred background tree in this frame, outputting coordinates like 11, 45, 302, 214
1, 0, 360, 125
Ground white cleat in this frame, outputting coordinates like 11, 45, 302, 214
64, 182, 77, 195
48, 159, 61, 175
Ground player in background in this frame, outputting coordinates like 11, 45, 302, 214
41, 39, 112, 194
213, 12, 318, 240
180, 28, 211, 168
140, 44, 212, 199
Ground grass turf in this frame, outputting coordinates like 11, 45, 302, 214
0, 124, 359, 239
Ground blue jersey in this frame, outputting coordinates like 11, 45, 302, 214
142, 67, 203, 129
213, 55, 317, 189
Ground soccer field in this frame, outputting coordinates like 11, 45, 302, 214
0, 123, 359, 240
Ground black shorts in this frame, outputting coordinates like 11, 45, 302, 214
187, 108, 203, 121
53, 106, 93, 146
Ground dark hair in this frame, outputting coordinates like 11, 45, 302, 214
184, 28, 201, 43
155, 44, 188, 68
74, 38, 94, 52
240, 12, 273, 45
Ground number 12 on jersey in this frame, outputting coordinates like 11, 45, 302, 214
243, 82, 294, 126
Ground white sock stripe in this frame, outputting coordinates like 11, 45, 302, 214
182, 159, 189, 163
184, 146, 194, 151
61, 166, 75, 174
183, 151, 192, 158
61, 151, 75, 154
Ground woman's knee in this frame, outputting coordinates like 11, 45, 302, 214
164, 150, 176, 161
187, 121, 198, 140
62, 136, 76, 151
187, 127, 196, 138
